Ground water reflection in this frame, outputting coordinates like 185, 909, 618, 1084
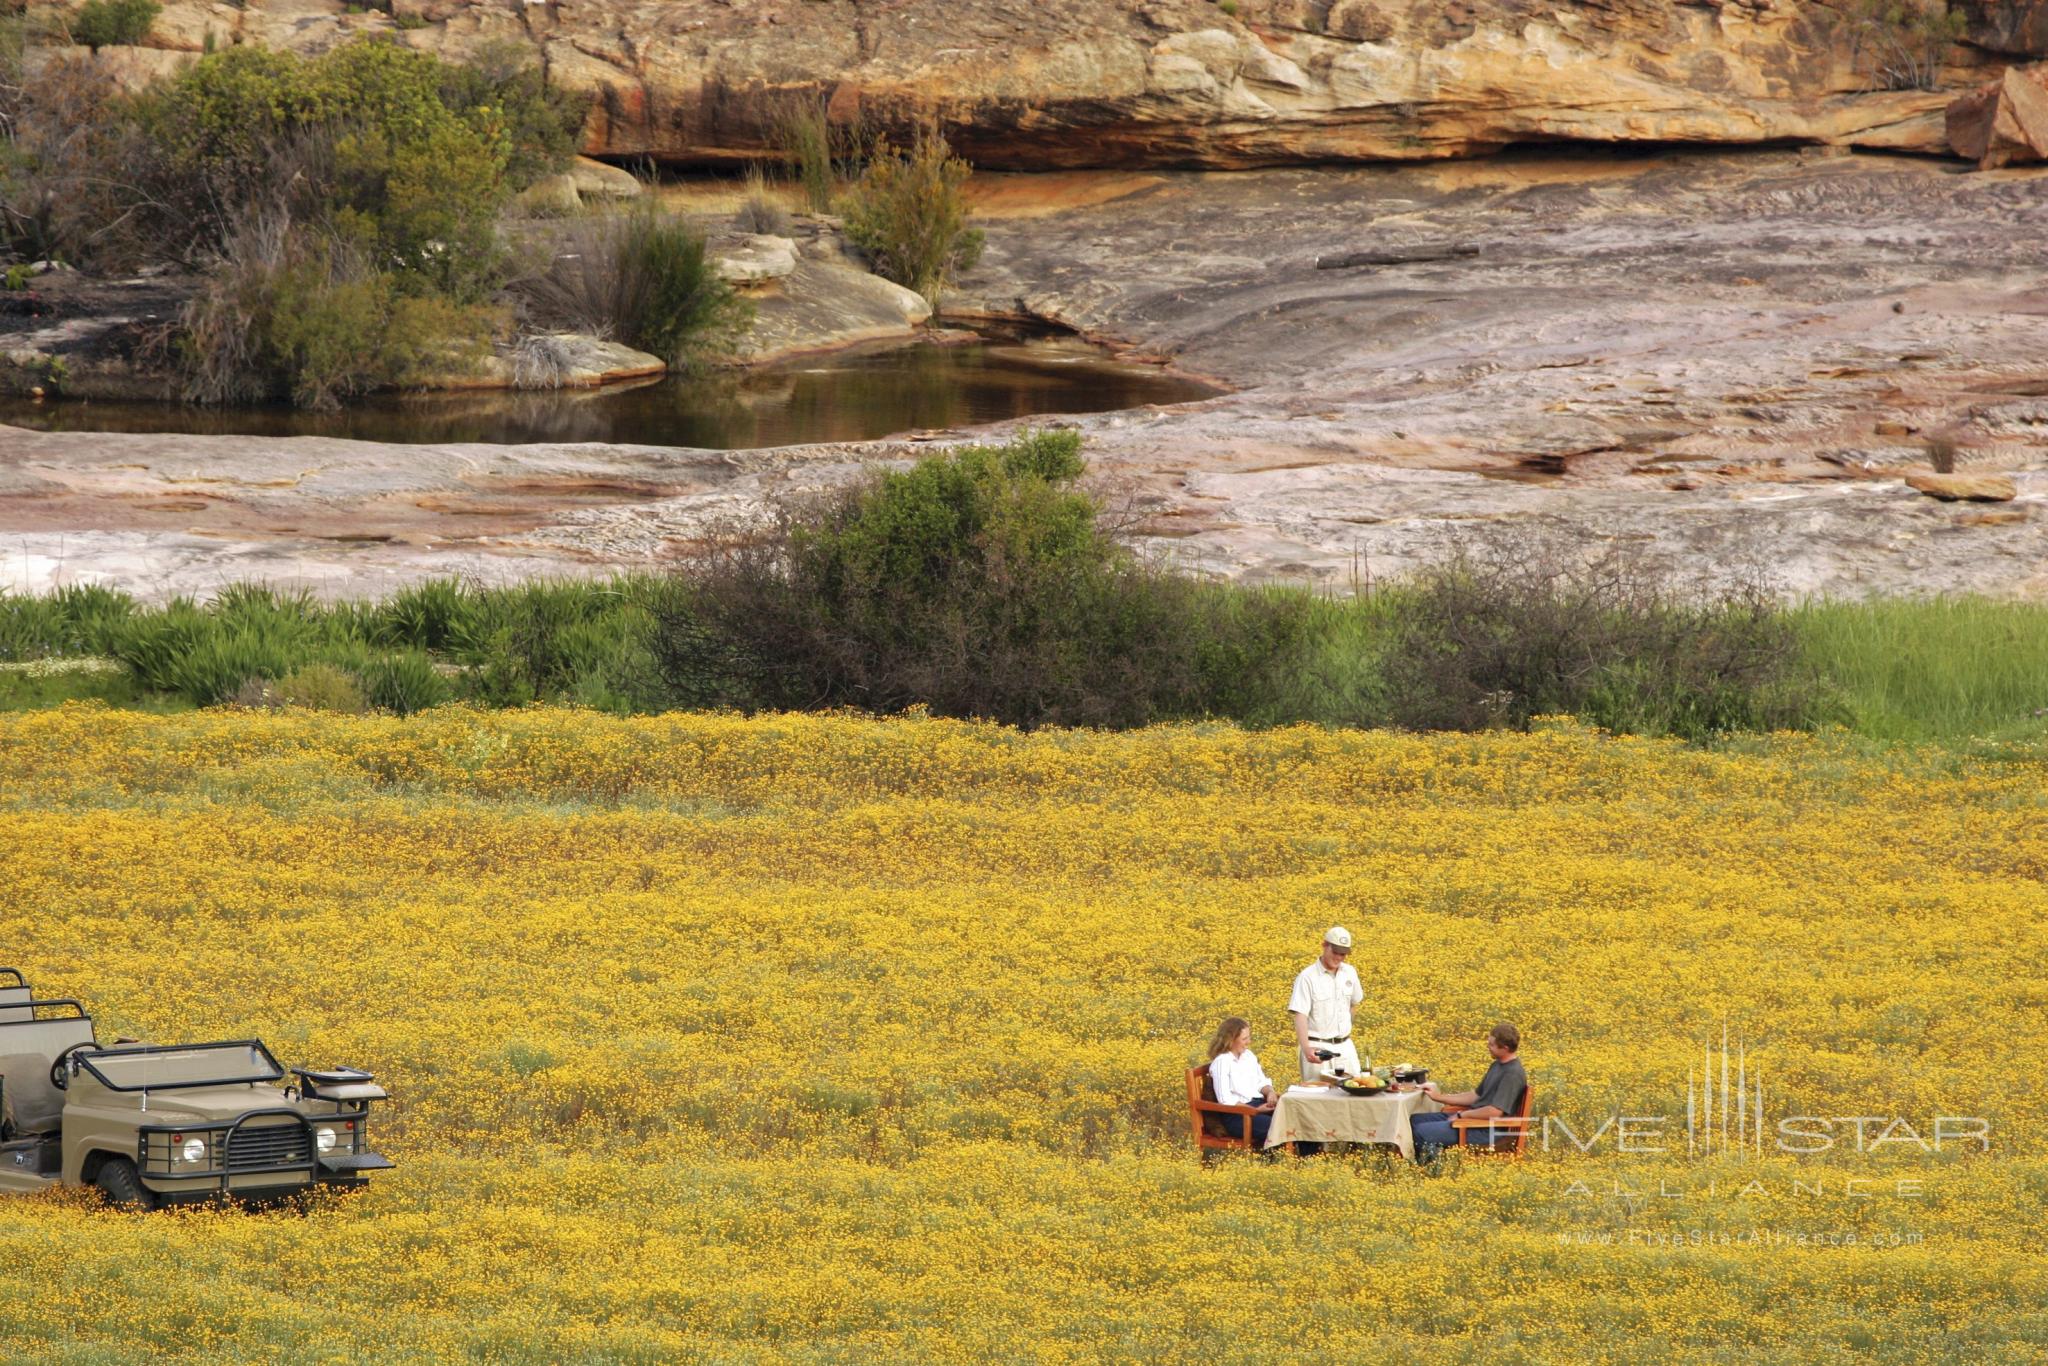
0, 329, 1217, 448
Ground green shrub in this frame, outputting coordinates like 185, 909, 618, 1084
840, 124, 983, 312
372, 578, 472, 651
511, 207, 750, 369
361, 650, 449, 714
131, 37, 567, 287
0, 591, 67, 662
70, 0, 157, 49
435, 40, 585, 189
0, 582, 136, 660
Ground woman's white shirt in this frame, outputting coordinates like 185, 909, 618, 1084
1210, 1048, 1273, 1106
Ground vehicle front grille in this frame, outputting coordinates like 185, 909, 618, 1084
225, 1122, 310, 1171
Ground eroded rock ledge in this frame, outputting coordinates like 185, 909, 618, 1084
7, 151, 2047, 603
78, 0, 2048, 169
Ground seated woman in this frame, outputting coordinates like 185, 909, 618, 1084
1205, 1016, 1278, 1147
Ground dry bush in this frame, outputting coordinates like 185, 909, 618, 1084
509, 333, 580, 390
274, 661, 368, 713
1846, 0, 1965, 92
1373, 533, 1816, 739
771, 97, 848, 213
174, 210, 493, 409
734, 163, 791, 235
0, 51, 147, 267
840, 122, 983, 311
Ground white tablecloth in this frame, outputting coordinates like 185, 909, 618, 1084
1264, 1085, 1440, 1158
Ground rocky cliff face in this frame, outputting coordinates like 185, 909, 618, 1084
118, 0, 2043, 168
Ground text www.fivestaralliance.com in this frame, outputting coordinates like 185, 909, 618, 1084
1556, 1228, 1925, 1248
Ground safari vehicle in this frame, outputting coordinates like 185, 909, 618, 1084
0, 970, 393, 1208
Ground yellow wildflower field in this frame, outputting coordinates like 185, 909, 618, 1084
1, 706, 2043, 1362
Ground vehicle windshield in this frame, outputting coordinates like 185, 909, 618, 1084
80, 1041, 284, 1091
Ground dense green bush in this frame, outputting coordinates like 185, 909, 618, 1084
132, 39, 570, 293
661, 430, 1320, 728
841, 124, 983, 312
0, 583, 134, 660
174, 216, 493, 408
69, 0, 157, 50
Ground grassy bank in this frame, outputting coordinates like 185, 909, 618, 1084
1783, 596, 2048, 744
4, 434, 2043, 745
1, 709, 2042, 1358
5, 578, 2045, 748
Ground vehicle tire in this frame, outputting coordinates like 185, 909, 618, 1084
93, 1157, 158, 1211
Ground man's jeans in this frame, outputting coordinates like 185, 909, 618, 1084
1411, 1112, 1497, 1161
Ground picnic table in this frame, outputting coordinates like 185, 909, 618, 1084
1264, 1083, 1441, 1159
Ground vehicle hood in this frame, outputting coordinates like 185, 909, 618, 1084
112, 1083, 304, 1124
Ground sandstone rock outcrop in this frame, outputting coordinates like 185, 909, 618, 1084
1904, 472, 2019, 501
129, 0, 2018, 169
1947, 63, 2048, 166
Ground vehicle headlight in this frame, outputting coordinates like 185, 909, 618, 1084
315, 1126, 338, 1153
177, 1136, 207, 1164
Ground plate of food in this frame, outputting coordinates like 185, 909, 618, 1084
1390, 1064, 1429, 1084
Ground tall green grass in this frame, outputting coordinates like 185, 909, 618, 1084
1, 577, 679, 713
1788, 597, 2048, 744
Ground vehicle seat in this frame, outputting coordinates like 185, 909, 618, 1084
0, 1054, 64, 1134
0, 1016, 95, 1135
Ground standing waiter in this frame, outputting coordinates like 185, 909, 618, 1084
1289, 926, 1364, 1082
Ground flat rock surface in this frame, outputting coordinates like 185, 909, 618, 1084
6, 149, 2048, 601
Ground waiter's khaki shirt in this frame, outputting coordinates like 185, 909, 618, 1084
1288, 960, 1363, 1038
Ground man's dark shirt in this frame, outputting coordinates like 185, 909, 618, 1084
1472, 1056, 1527, 1116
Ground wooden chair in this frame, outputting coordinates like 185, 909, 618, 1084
1186, 1063, 1261, 1156
1449, 1081, 1534, 1157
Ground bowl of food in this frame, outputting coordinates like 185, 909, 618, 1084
1340, 1074, 1387, 1095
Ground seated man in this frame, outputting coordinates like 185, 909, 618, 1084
1409, 1022, 1526, 1162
